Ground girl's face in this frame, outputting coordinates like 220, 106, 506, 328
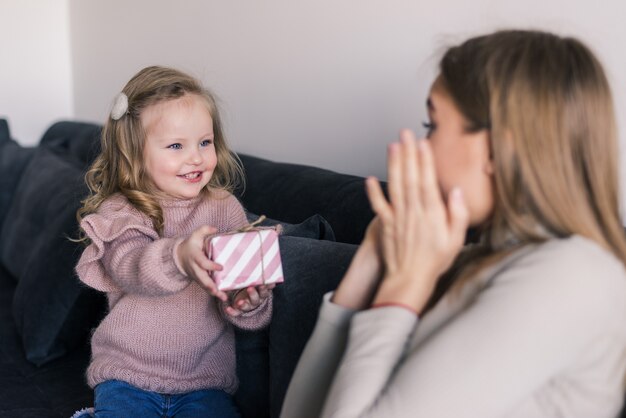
425, 80, 494, 225
142, 94, 217, 200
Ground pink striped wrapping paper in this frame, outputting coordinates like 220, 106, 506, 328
206, 229, 284, 291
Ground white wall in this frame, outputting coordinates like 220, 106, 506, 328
4, 1, 626, 213
67, 0, 626, 195
0, 0, 73, 145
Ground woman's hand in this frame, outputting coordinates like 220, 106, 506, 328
367, 130, 469, 314
176, 225, 229, 302
224, 284, 275, 317
331, 216, 385, 310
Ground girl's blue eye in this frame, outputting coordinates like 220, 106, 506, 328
200, 139, 214, 147
167, 143, 182, 150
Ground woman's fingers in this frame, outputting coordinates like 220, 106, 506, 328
447, 187, 470, 249
387, 142, 404, 219
400, 130, 420, 210
418, 139, 443, 211
366, 177, 393, 223
367, 176, 400, 273
400, 133, 420, 253
414, 138, 468, 250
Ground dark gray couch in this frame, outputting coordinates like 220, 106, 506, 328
0, 119, 377, 418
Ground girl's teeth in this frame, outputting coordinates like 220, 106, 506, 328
183, 172, 200, 179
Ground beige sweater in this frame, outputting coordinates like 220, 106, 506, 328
281, 236, 626, 418
76, 192, 272, 395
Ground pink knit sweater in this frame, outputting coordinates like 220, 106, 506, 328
76, 191, 272, 394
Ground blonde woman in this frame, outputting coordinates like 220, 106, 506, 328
281, 30, 626, 417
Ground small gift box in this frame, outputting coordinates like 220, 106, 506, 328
205, 226, 284, 291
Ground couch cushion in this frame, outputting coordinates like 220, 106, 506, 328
246, 212, 336, 241
0, 148, 105, 366
0, 266, 94, 417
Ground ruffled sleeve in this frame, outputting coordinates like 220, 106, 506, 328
76, 196, 189, 295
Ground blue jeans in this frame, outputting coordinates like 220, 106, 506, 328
92, 380, 241, 418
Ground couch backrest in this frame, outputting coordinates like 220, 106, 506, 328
0, 119, 36, 245
38, 120, 379, 245
235, 154, 379, 244
39, 120, 102, 168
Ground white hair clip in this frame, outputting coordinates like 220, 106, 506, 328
110, 93, 129, 120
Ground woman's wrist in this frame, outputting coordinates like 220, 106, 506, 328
370, 301, 420, 315
331, 239, 382, 310
372, 273, 435, 315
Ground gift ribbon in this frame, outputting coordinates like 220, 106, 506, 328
237, 215, 267, 232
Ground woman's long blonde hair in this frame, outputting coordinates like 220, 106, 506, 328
77, 66, 244, 236
439, 30, 626, 287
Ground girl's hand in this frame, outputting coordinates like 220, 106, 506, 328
176, 225, 229, 302
331, 216, 384, 310
367, 130, 469, 314
224, 284, 275, 317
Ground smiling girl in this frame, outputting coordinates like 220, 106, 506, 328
75, 66, 272, 417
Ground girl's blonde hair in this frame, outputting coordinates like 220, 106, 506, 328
77, 66, 244, 236
439, 30, 626, 287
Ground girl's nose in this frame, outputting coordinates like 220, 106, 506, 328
188, 148, 203, 165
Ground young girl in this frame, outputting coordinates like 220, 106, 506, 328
281, 30, 626, 417
75, 66, 273, 417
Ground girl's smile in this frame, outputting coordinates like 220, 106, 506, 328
179, 171, 204, 182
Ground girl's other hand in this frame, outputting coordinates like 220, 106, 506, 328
176, 225, 229, 302
366, 130, 469, 314
224, 284, 275, 317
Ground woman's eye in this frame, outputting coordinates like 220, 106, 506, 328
422, 121, 436, 138
200, 139, 213, 147
167, 143, 182, 150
